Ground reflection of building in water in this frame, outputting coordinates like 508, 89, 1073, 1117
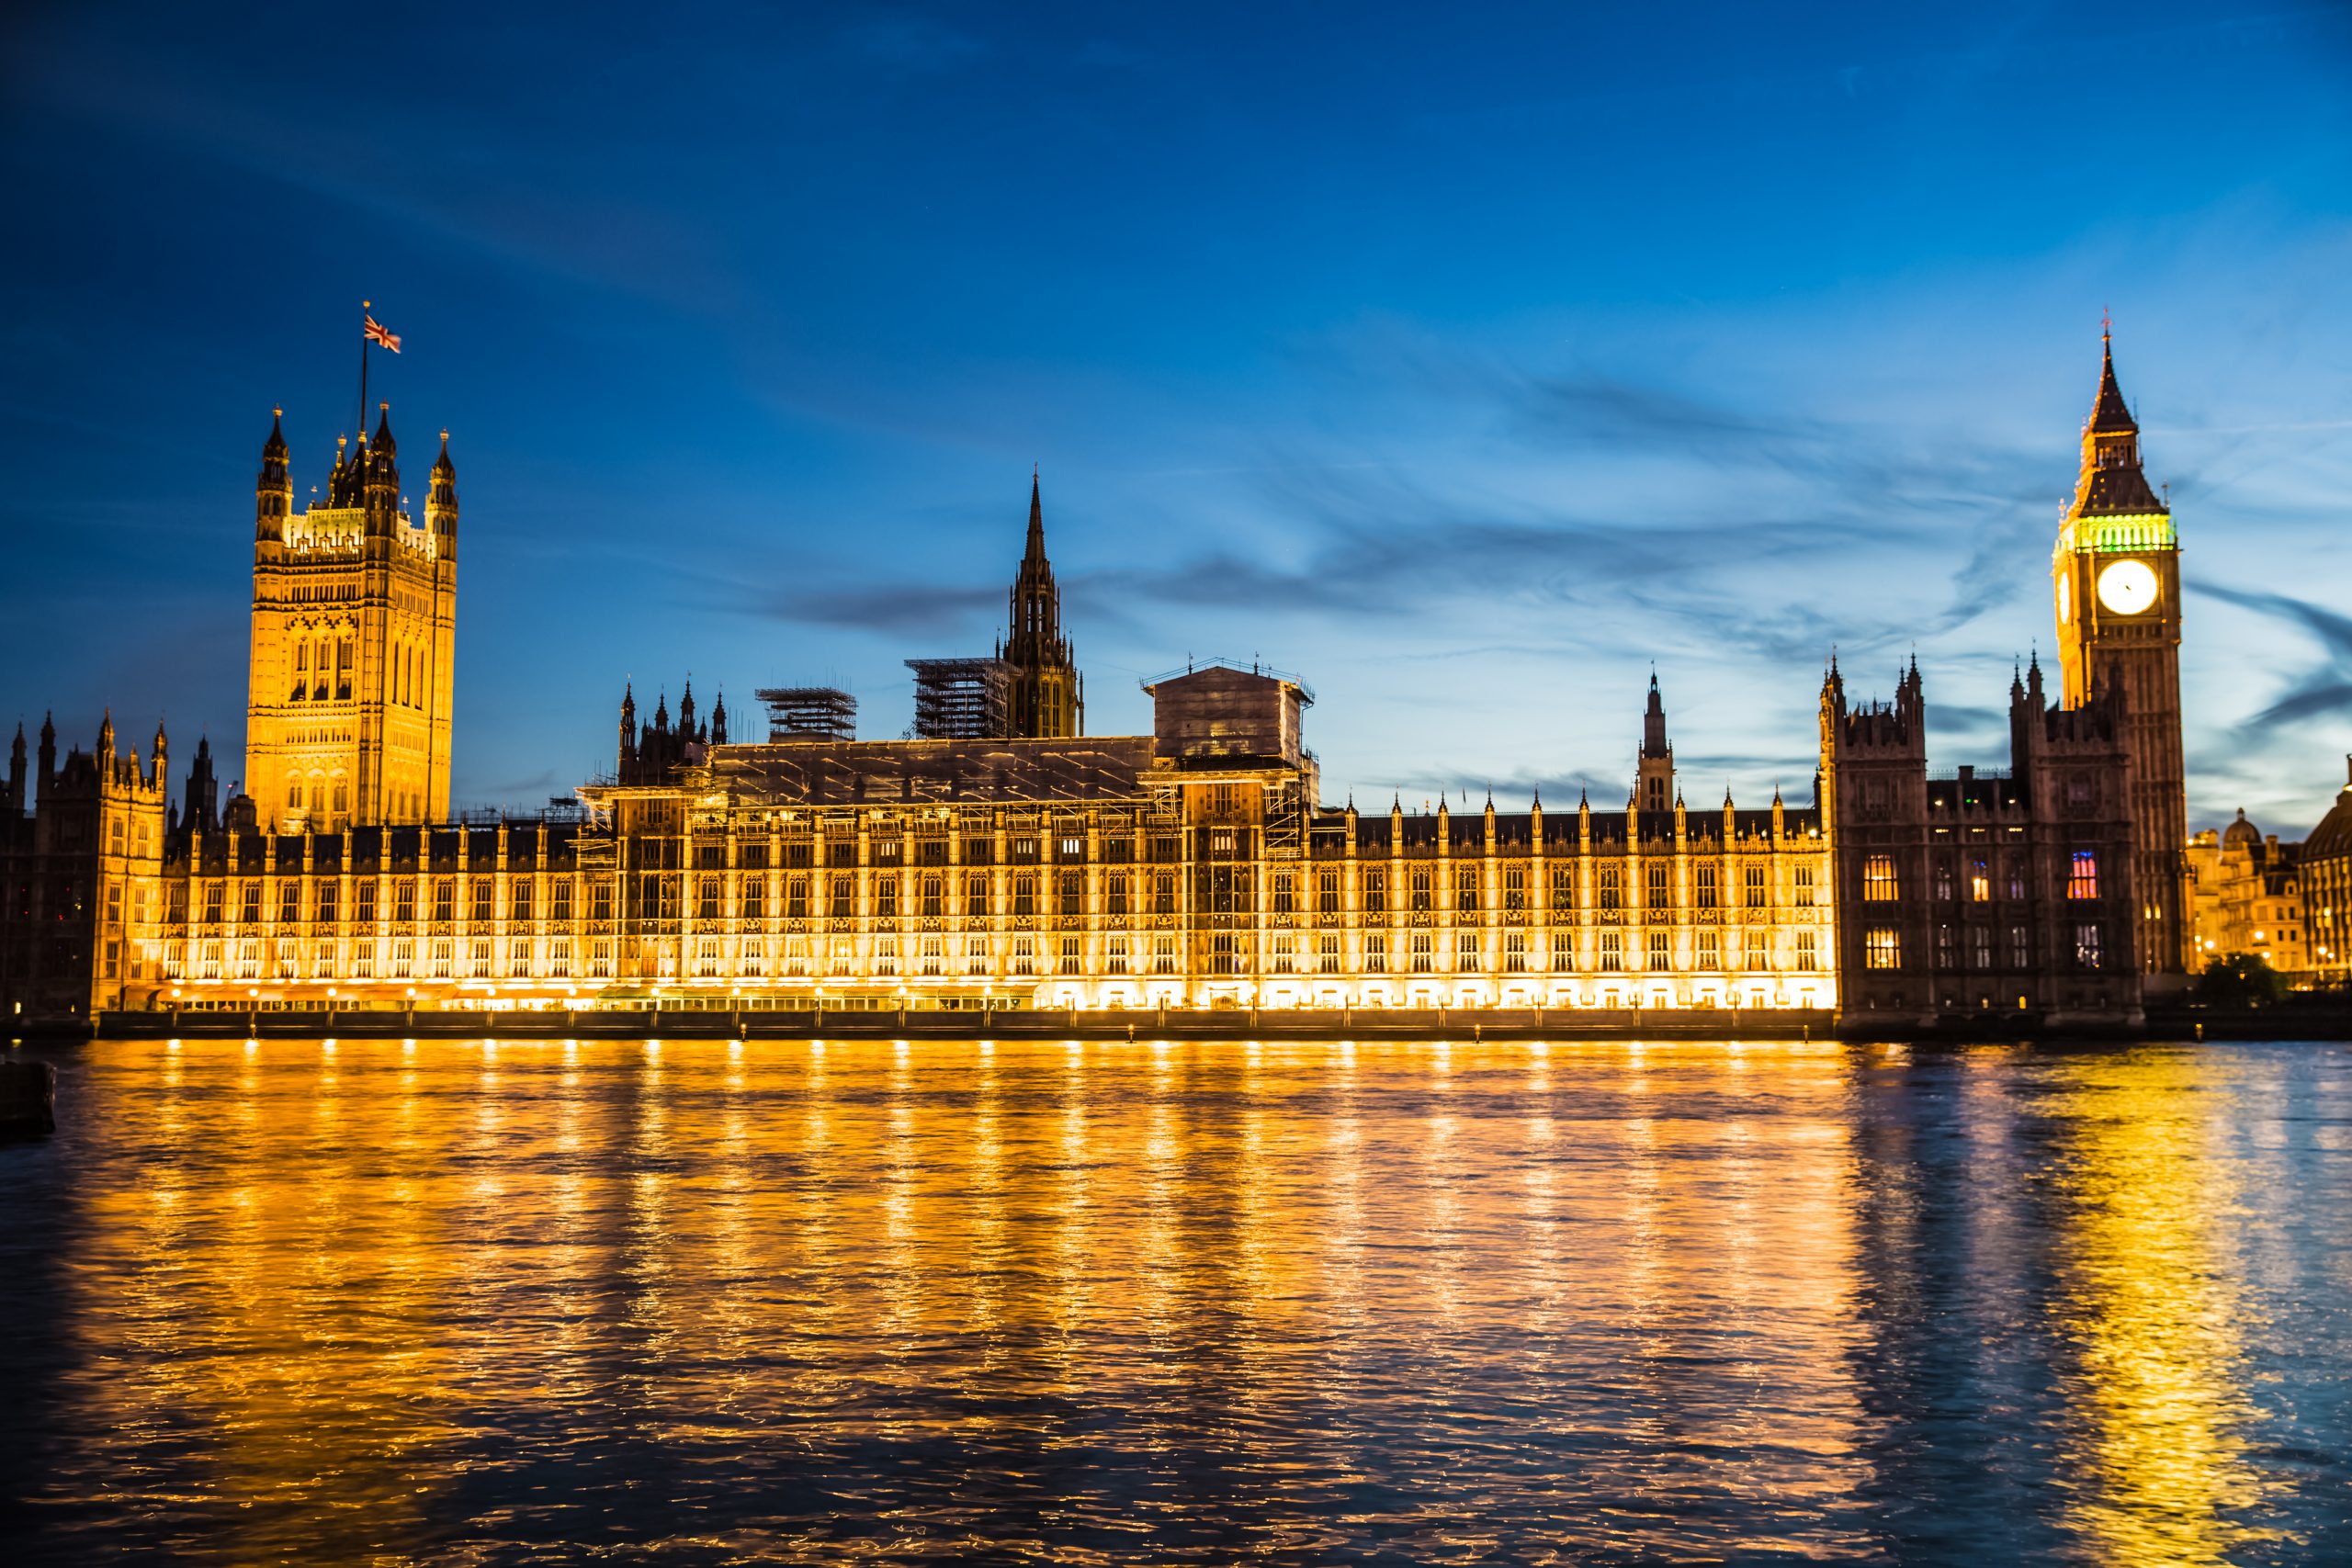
2044, 1054, 2275, 1562
2186, 810, 2307, 976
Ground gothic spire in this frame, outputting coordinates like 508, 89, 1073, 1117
1024, 468, 1046, 565
2071, 328, 2164, 517
1641, 672, 1668, 758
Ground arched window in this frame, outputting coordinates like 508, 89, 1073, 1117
287, 775, 303, 809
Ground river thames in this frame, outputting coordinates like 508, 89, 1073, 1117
1, 1036, 2346, 1565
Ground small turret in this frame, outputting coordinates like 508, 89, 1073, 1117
5, 722, 23, 815
362, 402, 401, 537
36, 713, 56, 809
710, 690, 728, 746
151, 720, 168, 792
427, 429, 458, 558
328, 433, 357, 507
255, 407, 293, 543
183, 734, 220, 833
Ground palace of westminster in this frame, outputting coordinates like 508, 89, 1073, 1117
6, 339, 2348, 1029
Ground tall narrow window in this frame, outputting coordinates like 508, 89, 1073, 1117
1745, 864, 1767, 908
2068, 852, 2099, 900
1865, 928, 1901, 969
1550, 863, 1576, 912
1410, 869, 1431, 913
2075, 922, 2104, 969
1646, 862, 1671, 910
1455, 867, 1479, 913
1863, 854, 1898, 902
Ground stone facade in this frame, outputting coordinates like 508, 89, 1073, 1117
2186, 811, 2308, 977
244, 403, 458, 832
1820, 657, 2143, 1027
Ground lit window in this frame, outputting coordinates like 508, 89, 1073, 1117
1864, 854, 1898, 902
2068, 852, 2099, 900
1865, 928, 1901, 969
2075, 922, 2104, 969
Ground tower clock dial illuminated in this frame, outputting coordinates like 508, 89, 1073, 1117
2096, 558, 2159, 615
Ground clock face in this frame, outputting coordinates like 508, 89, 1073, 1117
2057, 571, 2071, 623
2097, 558, 2160, 616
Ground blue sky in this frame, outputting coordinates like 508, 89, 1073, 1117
3, 2, 2348, 834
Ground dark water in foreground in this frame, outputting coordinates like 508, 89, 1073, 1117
2, 1038, 2348, 1566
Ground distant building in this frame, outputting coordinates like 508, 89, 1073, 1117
2300, 759, 2352, 987
0, 715, 170, 1021
2187, 812, 2307, 977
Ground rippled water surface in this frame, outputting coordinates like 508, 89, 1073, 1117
3, 1037, 2349, 1565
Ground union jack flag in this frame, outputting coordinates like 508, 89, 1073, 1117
363, 313, 401, 353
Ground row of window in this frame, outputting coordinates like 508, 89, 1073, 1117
166, 859, 1827, 928
1862, 922, 2106, 971
1861, 851, 2102, 904
166, 925, 1829, 985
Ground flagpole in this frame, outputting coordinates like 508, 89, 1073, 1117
357, 299, 371, 445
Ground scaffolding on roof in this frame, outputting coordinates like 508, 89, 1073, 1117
907, 658, 1012, 740
755, 686, 857, 742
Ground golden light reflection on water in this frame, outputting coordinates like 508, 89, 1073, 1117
2043, 1051, 2285, 1565
11, 1037, 2345, 1563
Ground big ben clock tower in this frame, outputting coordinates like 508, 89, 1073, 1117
2052, 329, 2188, 978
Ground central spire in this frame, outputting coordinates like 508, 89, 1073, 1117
1024, 468, 1046, 565
1001, 470, 1082, 738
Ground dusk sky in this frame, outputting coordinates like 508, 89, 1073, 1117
3, 2, 2347, 836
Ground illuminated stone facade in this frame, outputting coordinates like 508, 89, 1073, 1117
2302, 761, 2352, 985
2186, 811, 2308, 977
62, 666, 1829, 1016
245, 403, 458, 833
